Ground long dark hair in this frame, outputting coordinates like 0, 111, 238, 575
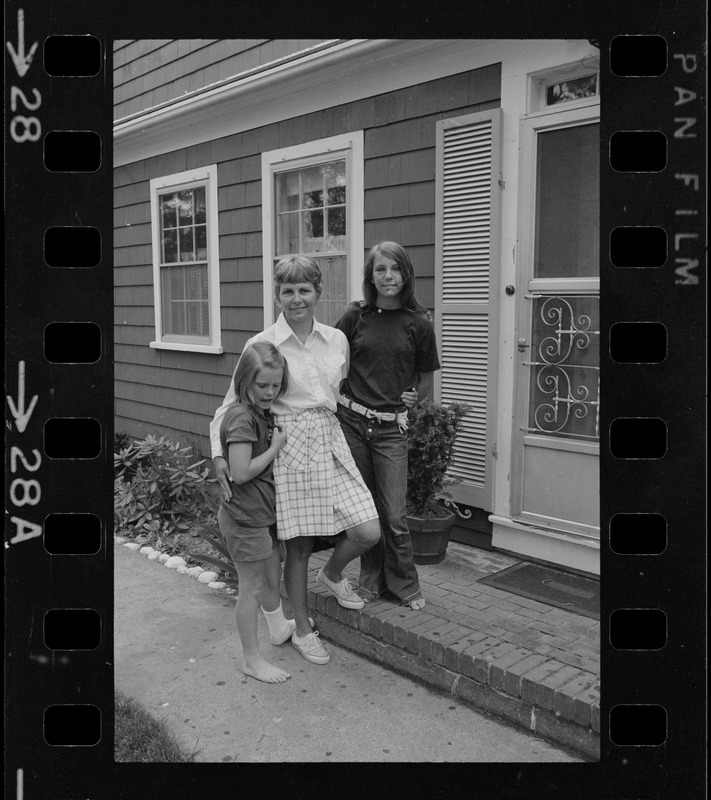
359, 241, 430, 317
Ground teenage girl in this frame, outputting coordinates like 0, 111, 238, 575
335, 241, 441, 609
218, 341, 295, 683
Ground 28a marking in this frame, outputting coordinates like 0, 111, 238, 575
6, 9, 41, 144
6, 363, 42, 544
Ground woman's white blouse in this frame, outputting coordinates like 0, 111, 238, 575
210, 313, 349, 459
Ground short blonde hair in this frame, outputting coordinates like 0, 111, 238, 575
273, 255, 323, 299
233, 342, 289, 406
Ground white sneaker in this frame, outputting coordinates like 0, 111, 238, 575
317, 567, 365, 609
291, 630, 330, 664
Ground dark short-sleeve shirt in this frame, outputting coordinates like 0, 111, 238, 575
219, 403, 275, 528
336, 306, 441, 411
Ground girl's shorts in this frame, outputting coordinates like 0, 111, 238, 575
218, 508, 277, 563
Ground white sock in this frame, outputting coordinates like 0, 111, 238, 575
261, 603, 293, 645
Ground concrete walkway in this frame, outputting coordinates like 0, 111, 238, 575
115, 538, 599, 760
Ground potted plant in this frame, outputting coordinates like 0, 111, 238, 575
406, 399, 470, 564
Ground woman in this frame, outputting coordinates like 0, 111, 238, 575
335, 242, 440, 609
210, 256, 381, 666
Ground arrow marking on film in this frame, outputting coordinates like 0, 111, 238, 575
7, 361, 38, 433
6, 9, 38, 78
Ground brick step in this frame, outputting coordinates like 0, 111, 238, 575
297, 572, 600, 761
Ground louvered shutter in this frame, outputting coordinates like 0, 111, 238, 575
435, 109, 502, 510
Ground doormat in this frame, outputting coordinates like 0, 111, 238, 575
478, 562, 599, 619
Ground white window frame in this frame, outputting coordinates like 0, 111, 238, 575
149, 165, 223, 354
527, 56, 600, 114
261, 132, 365, 327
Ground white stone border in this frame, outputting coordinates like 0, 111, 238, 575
114, 535, 236, 595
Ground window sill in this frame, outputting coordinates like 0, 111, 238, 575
149, 341, 224, 355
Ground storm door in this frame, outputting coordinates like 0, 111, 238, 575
512, 103, 600, 539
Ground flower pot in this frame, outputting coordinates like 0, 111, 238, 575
407, 510, 456, 565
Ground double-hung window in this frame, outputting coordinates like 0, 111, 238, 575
149, 165, 222, 353
261, 133, 364, 327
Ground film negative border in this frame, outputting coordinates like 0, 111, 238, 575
601, 19, 706, 799
4, 2, 706, 798
4, 1, 114, 793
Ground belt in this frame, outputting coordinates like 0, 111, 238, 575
338, 395, 409, 433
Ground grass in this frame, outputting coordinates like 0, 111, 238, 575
115, 689, 199, 762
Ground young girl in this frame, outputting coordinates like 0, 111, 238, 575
335, 242, 441, 609
218, 341, 295, 683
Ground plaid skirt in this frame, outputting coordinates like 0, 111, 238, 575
273, 407, 378, 540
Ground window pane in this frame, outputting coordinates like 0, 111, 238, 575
177, 190, 194, 223
328, 185, 346, 205
195, 225, 207, 260
527, 295, 599, 439
327, 206, 346, 240
170, 266, 185, 299
547, 75, 598, 106
179, 228, 194, 262
276, 171, 300, 212
186, 302, 203, 337
535, 124, 599, 279
314, 255, 348, 326
161, 193, 177, 229
162, 229, 177, 263
277, 212, 300, 255
325, 161, 346, 203
171, 301, 186, 335
161, 277, 185, 336
186, 264, 206, 299
303, 209, 324, 250
189, 300, 209, 337
194, 187, 206, 224
301, 166, 324, 208
201, 263, 208, 298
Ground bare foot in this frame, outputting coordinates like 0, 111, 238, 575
409, 597, 426, 610
242, 657, 291, 683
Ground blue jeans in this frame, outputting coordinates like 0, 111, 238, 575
336, 405, 423, 604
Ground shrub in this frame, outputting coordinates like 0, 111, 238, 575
406, 400, 470, 519
114, 434, 216, 548
114, 430, 131, 454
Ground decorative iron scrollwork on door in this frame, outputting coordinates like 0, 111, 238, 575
523, 295, 600, 440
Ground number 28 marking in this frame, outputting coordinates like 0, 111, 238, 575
9, 88, 42, 143
10, 115, 41, 142
11, 446, 42, 472
11, 86, 41, 112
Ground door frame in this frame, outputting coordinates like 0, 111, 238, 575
510, 98, 601, 537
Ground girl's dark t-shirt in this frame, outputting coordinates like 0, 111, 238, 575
219, 402, 275, 528
336, 305, 440, 411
